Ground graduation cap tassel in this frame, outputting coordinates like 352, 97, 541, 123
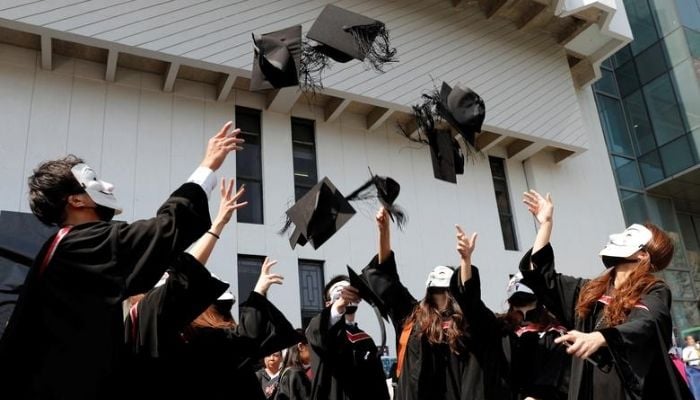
279, 215, 294, 235
346, 23, 397, 72
345, 176, 407, 231
300, 41, 332, 93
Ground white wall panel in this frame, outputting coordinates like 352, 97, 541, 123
0, 0, 602, 148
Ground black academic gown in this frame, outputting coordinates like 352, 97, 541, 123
0, 182, 210, 400
125, 255, 301, 400
277, 365, 312, 400
362, 251, 508, 400
458, 265, 568, 400
519, 243, 693, 400
306, 307, 390, 400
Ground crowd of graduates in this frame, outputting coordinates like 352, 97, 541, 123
0, 120, 696, 400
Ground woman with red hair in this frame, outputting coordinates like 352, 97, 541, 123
520, 190, 691, 400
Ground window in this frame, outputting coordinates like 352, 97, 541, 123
643, 73, 687, 146
624, 0, 660, 55
291, 118, 318, 200
622, 90, 656, 155
635, 41, 668, 84
489, 157, 518, 251
638, 150, 665, 185
611, 155, 643, 189
298, 259, 324, 329
236, 106, 264, 224
659, 134, 696, 175
237, 255, 265, 300
595, 94, 635, 157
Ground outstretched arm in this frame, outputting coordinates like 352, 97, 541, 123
522, 190, 554, 264
187, 178, 247, 265
455, 225, 477, 284
377, 207, 391, 264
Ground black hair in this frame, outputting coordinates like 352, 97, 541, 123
323, 274, 350, 302
283, 328, 309, 369
28, 155, 85, 226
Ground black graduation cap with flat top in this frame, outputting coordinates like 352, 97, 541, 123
283, 177, 356, 250
250, 25, 303, 91
306, 4, 397, 69
346, 265, 388, 320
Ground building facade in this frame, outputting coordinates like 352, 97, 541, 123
593, 0, 700, 331
0, 0, 634, 355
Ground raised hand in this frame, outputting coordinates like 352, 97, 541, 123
200, 121, 244, 171
523, 189, 553, 225
376, 207, 389, 233
331, 285, 360, 315
211, 178, 247, 233
455, 225, 478, 261
254, 257, 284, 297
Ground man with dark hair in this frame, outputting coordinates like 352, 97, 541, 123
0, 121, 243, 400
306, 274, 390, 400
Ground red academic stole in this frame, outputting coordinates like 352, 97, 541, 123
39, 226, 72, 277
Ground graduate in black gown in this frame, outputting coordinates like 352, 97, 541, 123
0, 122, 243, 400
306, 274, 390, 400
519, 190, 693, 400
125, 180, 301, 400
362, 207, 509, 400
457, 191, 569, 400
277, 329, 313, 400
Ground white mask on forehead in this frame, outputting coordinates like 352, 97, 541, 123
328, 280, 359, 312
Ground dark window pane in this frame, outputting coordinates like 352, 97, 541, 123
613, 45, 633, 67
622, 90, 656, 155
489, 157, 518, 251
670, 59, 700, 133
291, 118, 315, 143
291, 117, 318, 202
594, 68, 619, 96
602, 57, 613, 69
236, 142, 262, 179
238, 255, 265, 300
624, 0, 660, 54
235, 107, 263, 225
659, 134, 696, 175
298, 260, 324, 329
619, 190, 647, 225
643, 73, 687, 145
237, 179, 263, 224
612, 156, 643, 189
615, 60, 640, 97
596, 94, 635, 156
235, 106, 261, 134
635, 42, 668, 84
638, 150, 665, 185
500, 216, 518, 251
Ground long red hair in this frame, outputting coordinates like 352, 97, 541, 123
575, 223, 673, 326
405, 289, 468, 354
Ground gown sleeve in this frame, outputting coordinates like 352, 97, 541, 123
361, 251, 417, 331
118, 183, 212, 293
126, 252, 228, 357
233, 291, 304, 365
519, 243, 587, 328
276, 368, 312, 400
306, 307, 344, 358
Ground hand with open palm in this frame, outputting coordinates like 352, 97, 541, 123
523, 189, 553, 225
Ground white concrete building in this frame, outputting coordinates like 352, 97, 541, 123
0, 0, 633, 357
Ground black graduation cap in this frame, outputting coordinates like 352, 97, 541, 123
250, 25, 303, 91
281, 177, 356, 250
346, 265, 388, 320
437, 82, 485, 148
426, 129, 464, 184
344, 170, 407, 229
306, 4, 397, 71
